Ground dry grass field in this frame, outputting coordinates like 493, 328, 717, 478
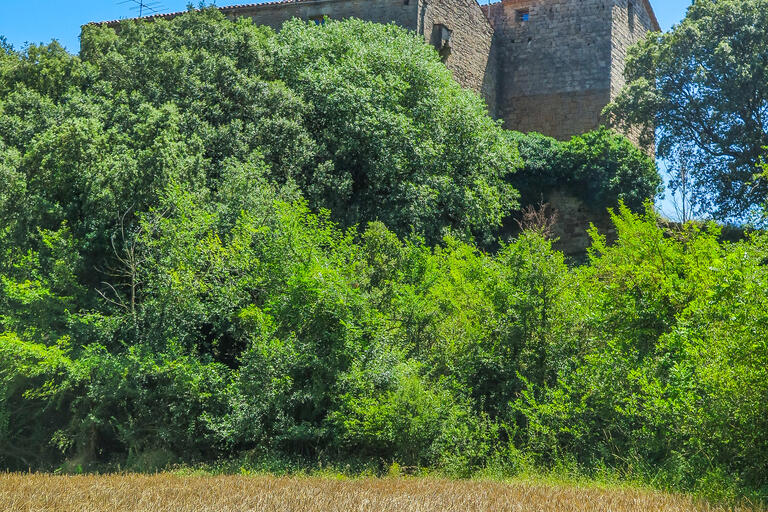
0, 473, 763, 512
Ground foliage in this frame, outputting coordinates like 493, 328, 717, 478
513, 206, 768, 499
272, 19, 520, 245
509, 128, 660, 212
0, 333, 76, 468
77, 11, 517, 247
605, 0, 768, 221
0, 8, 763, 505
2, 169, 768, 501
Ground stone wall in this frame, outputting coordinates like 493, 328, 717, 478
501, 89, 609, 140
610, 0, 657, 99
217, 0, 419, 33
503, 188, 616, 258
483, 0, 614, 139
609, 0, 657, 148
417, 0, 496, 110
546, 189, 615, 256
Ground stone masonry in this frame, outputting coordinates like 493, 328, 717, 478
101, 0, 658, 142
485, 0, 612, 139
481, 0, 656, 139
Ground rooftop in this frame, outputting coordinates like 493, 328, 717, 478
96, 0, 312, 26
96, 0, 659, 32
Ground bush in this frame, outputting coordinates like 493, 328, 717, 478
509, 128, 661, 212
0, 9, 764, 504
333, 361, 462, 467
0, 333, 76, 469
511, 205, 768, 499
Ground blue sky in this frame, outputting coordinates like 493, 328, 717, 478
1, 0, 694, 218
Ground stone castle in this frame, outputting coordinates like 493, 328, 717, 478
103, 0, 658, 142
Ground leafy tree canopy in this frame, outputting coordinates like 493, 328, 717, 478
0, 9, 519, 262
606, 0, 768, 222
509, 128, 660, 212
9, 9, 753, 503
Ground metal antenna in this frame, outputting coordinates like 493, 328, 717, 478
118, 0, 165, 17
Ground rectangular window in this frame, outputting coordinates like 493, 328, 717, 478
517, 9, 530, 22
431, 23, 453, 61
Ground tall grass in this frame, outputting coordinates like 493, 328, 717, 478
0, 473, 762, 512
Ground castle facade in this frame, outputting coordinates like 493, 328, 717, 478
103, 0, 658, 141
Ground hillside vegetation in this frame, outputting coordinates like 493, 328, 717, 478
0, 8, 765, 505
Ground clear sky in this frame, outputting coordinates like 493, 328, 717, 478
1, 0, 695, 218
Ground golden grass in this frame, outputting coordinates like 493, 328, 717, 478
0, 473, 761, 512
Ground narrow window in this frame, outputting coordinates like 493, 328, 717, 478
627, 1, 635, 31
432, 24, 452, 61
517, 9, 530, 22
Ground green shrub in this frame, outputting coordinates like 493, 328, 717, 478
509, 128, 661, 211
0, 333, 76, 469
333, 361, 461, 467
0, 8, 765, 504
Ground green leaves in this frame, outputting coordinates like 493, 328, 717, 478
0, 332, 77, 469
606, 0, 768, 221
515, 205, 768, 496
0, 8, 766, 501
273, 18, 519, 245
509, 128, 660, 213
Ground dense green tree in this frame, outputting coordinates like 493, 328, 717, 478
2, 8, 765, 504
606, 0, 768, 221
272, 19, 519, 245
509, 128, 660, 212
75, 11, 520, 246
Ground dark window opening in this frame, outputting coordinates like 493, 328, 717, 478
628, 1, 635, 31
431, 24, 453, 62
517, 9, 530, 22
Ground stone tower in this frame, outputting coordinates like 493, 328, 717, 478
482, 0, 659, 139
